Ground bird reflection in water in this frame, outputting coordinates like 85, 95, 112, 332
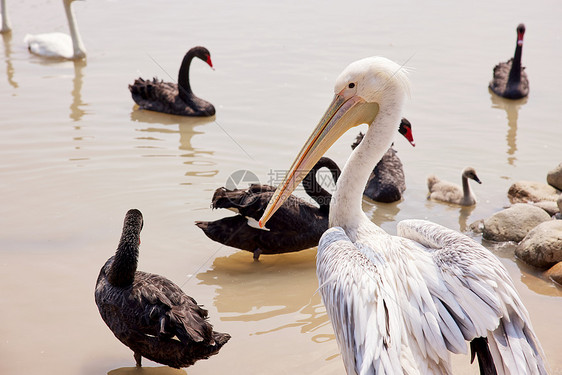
489, 90, 528, 166
130, 112, 217, 178
67, 60, 89, 158
131, 110, 214, 151
196, 251, 335, 343
362, 198, 401, 230
458, 204, 476, 232
2, 31, 17, 88
423, 199, 476, 233
70, 59, 87, 121
108, 365, 186, 375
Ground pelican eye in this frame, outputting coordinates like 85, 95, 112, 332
348, 83, 355, 89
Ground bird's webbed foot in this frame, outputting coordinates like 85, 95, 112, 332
134, 352, 142, 367
253, 248, 262, 261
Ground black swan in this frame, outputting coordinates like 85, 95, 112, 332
195, 157, 341, 260
95, 209, 230, 368
351, 118, 414, 203
489, 23, 529, 99
427, 167, 482, 206
129, 46, 215, 116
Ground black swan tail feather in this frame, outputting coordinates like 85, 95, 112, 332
470, 337, 498, 375
195, 217, 260, 252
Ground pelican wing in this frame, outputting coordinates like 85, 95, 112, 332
317, 227, 407, 375
397, 219, 548, 375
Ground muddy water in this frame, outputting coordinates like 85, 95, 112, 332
1, 0, 561, 374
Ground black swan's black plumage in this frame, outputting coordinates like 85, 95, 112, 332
129, 46, 215, 116
195, 157, 341, 260
470, 337, 498, 375
489, 24, 529, 99
95, 209, 230, 368
351, 118, 413, 203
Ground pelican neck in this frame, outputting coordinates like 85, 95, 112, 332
330, 107, 403, 236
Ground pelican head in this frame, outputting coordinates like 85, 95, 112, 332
259, 57, 410, 227
334, 57, 410, 104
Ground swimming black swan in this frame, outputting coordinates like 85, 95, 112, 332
129, 46, 215, 116
95, 209, 230, 368
351, 118, 414, 203
489, 23, 529, 99
195, 157, 341, 260
427, 167, 482, 206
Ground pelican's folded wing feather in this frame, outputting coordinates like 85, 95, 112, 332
317, 227, 406, 375
397, 219, 548, 375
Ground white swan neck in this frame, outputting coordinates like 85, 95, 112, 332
330, 105, 403, 234
1, 0, 11, 32
64, 1, 86, 59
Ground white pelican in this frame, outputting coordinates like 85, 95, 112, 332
259, 57, 547, 374
1, 0, 11, 33
24, 0, 86, 59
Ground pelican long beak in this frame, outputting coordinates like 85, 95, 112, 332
259, 92, 379, 228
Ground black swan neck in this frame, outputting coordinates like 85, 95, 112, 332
302, 157, 341, 213
108, 209, 143, 287
508, 27, 524, 83
177, 51, 195, 101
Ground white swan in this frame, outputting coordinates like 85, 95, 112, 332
24, 0, 86, 59
259, 57, 547, 374
1, 0, 11, 33
427, 166, 481, 206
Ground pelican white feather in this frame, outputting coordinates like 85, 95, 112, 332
259, 56, 547, 374
24, 0, 86, 59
